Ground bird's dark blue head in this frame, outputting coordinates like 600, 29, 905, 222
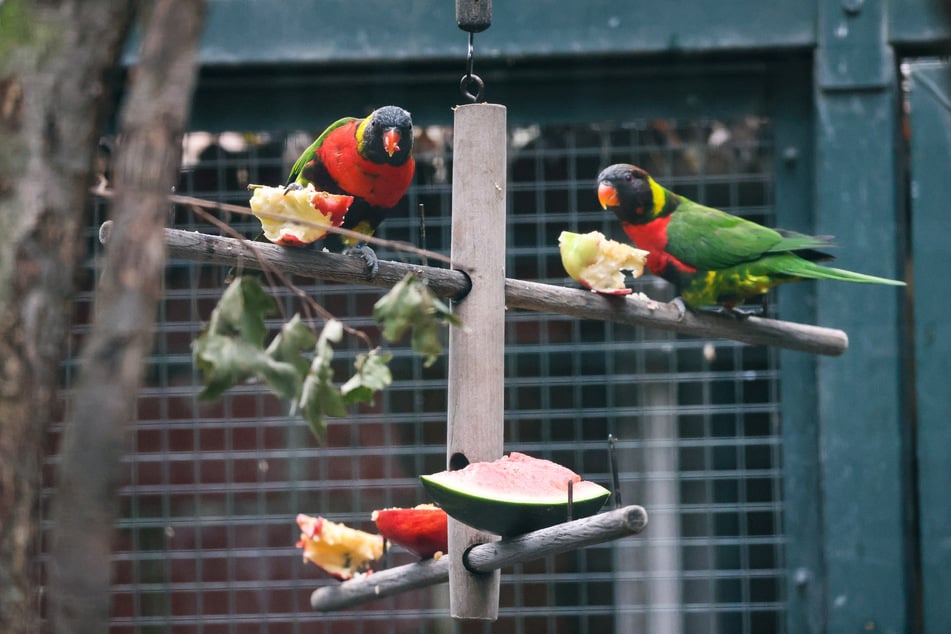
356, 106, 414, 166
597, 163, 665, 225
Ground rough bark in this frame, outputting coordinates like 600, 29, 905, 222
159, 229, 851, 356
46, 1, 206, 631
0, 2, 135, 631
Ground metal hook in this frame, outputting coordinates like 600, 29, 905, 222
459, 75, 484, 103
459, 32, 484, 103
608, 434, 622, 508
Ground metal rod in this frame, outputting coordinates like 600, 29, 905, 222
418, 203, 427, 268
310, 505, 648, 612
156, 227, 850, 356
608, 434, 622, 508
567, 479, 574, 522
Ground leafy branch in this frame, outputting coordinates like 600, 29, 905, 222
192, 273, 459, 441
374, 273, 462, 367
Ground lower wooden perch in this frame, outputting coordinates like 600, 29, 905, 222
310, 504, 648, 612
157, 227, 849, 356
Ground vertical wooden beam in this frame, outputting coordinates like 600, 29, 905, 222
447, 102, 507, 620
814, 1, 909, 631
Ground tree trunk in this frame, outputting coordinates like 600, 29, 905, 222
47, 1, 205, 631
0, 2, 135, 632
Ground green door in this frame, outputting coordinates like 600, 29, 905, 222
907, 59, 951, 634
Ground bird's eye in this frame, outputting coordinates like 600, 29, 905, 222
624, 173, 633, 182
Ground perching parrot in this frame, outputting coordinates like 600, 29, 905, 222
287, 105, 415, 273
596, 163, 905, 313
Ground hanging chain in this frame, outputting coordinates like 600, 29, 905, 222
459, 32, 484, 103
456, 0, 490, 102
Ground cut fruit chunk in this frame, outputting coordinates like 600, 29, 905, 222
558, 230, 649, 294
295, 513, 383, 580
372, 504, 449, 558
250, 185, 353, 246
420, 452, 611, 537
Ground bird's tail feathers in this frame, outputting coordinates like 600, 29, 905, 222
779, 257, 905, 286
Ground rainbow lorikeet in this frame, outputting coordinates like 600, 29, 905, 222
287, 105, 415, 273
596, 163, 905, 314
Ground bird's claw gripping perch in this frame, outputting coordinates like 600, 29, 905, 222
346, 244, 380, 280
670, 297, 687, 322
668, 296, 760, 321
283, 182, 304, 195
727, 305, 762, 320
695, 304, 761, 320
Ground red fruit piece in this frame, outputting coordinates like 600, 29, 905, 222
310, 191, 352, 228
372, 504, 448, 559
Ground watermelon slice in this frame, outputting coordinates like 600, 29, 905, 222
420, 452, 611, 537
372, 504, 449, 559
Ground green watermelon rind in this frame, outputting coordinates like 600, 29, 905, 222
420, 473, 611, 538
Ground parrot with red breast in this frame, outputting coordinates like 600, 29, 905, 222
596, 163, 904, 314
287, 105, 415, 274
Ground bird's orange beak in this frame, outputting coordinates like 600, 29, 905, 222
383, 128, 401, 157
598, 181, 619, 209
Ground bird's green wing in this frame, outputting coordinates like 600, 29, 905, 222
767, 228, 836, 253
287, 117, 358, 184
665, 200, 788, 269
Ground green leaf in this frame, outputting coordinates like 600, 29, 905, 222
193, 277, 405, 444
372, 273, 462, 366
266, 315, 318, 376
193, 277, 281, 399
372, 274, 424, 342
263, 315, 317, 400
342, 349, 393, 405
193, 336, 264, 400
206, 275, 275, 344
193, 277, 317, 401
298, 320, 346, 441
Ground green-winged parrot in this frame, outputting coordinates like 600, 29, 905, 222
596, 163, 904, 311
287, 105, 415, 272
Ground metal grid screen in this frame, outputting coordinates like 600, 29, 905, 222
46, 116, 784, 633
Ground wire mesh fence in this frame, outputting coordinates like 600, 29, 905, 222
44, 116, 784, 633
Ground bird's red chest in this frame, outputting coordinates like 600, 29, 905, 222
319, 126, 414, 208
622, 217, 696, 275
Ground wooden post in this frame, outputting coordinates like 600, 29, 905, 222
446, 102, 507, 620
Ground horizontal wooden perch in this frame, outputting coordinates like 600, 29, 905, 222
310, 504, 648, 612
156, 227, 849, 356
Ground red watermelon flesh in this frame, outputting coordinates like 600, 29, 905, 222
420, 452, 611, 537
427, 452, 585, 502
372, 504, 448, 559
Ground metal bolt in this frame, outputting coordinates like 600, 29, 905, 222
843, 0, 863, 15
794, 567, 810, 588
